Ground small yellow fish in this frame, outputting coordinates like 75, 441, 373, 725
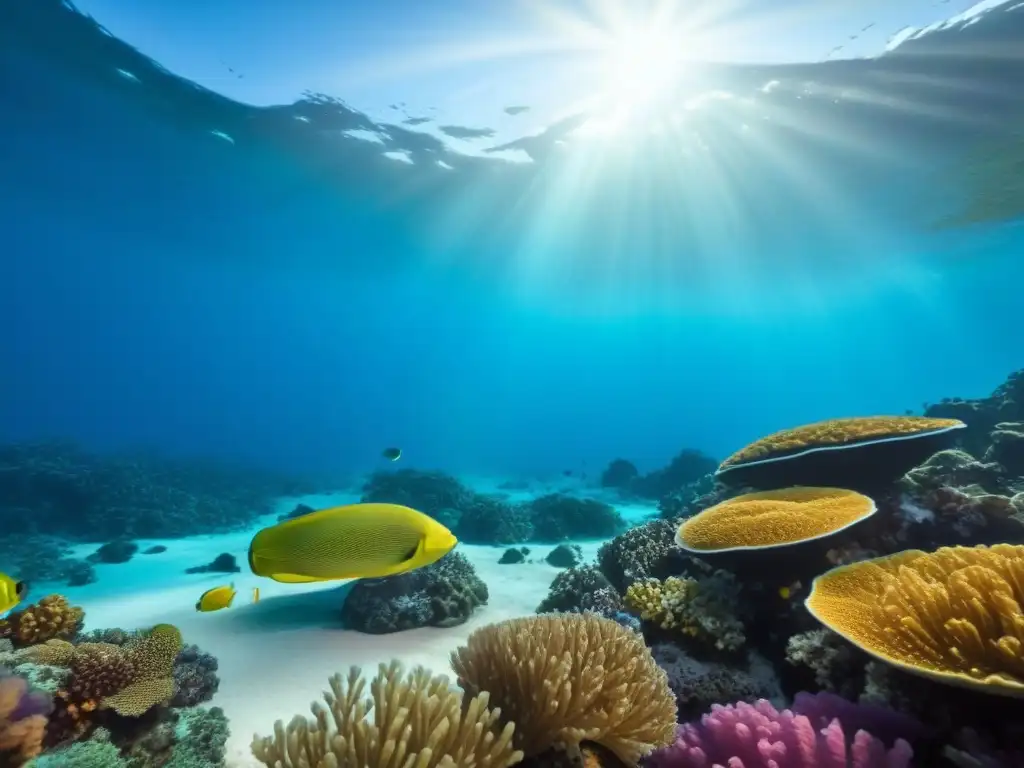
252, 587, 260, 604
779, 580, 803, 600
248, 502, 457, 584
196, 584, 236, 612
0, 573, 26, 614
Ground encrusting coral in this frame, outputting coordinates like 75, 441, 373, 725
250, 660, 522, 768
450, 612, 677, 765
805, 543, 1024, 696
0, 595, 85, 648
675, 487, 877, 552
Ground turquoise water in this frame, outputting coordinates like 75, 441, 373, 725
2, 1, 1024, 767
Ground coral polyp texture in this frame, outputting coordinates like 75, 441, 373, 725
450, 612, 677, 764
805, 543, 1024, 696
0, 594, 84, 648
251, 660, 523, 768
715, 416, 966, 491
675, 487, 876, 552
645, 699, 913, 768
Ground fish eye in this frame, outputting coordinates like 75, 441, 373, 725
14, 581, 26, 597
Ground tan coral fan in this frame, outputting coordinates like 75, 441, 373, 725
719, 416, 965, 470
805, 543, 1024, 696
251, 660, 522, 768
676, 487, 876, 552
450, 612, 676, 765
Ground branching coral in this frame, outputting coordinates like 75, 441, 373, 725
624, 576, 746, 652
646, 699, 914, 768
805, 543, 1024, 696
250, 660, 522, 768
0, 595, 84, 648
450, 612, 676, 765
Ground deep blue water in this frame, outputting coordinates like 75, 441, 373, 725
1, 0, 1023, 480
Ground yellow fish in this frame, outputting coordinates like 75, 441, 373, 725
196, 584, 236, 612
0, 573, 26, 614
252, 587, 260, 604
248, 502, 457, 584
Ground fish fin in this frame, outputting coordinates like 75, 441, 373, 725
269, 572, 322, 584
195, 601, 203, 612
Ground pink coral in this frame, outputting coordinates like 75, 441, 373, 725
645, 699, 913, 768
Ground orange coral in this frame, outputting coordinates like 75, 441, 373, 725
806, 544, 1024, 696
676, 487, 876, 552
718, 416, 965, 470
1, 595, 84, 648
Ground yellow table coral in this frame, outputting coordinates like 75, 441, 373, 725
805, 543, 1024, 696
675, 487, 877, 552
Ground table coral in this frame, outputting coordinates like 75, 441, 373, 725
805, 543, 1024, 696
715, 416, 965, 491
251, 660, 522, 768
675, 488, 877, 553
645, 699, 914, 768
450, 612, 677, 765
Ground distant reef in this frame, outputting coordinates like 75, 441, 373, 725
0, 440, 317, 540
362, 469, 626, 545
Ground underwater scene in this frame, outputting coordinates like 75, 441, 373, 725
3, 0, 1024, 765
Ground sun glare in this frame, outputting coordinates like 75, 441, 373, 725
601, 24, 688, 108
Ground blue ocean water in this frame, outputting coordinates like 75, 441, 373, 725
3, 1, 1024, 766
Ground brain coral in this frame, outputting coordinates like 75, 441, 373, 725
450, 612, 677, 764
716, 416, 965, 491
805, 543, 1024, 696
675, 487, 877, 552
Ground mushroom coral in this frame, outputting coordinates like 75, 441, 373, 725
251, 660, 522, 768
805, 543, 1024, 696
715, 416, 965, 490
675, 487, 876, 553
450, 612, 676, 765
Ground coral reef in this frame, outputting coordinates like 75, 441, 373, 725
923, 368, 1024, 458
341, 551, 488, 633
251, 661, 522, 768
598, 519, 680, 593
546, 544, 583, 568
499, 547, 530, 564
184, 554, 239, 574
629, 450, 719, 501
528, 494, 624, 541
536, 565, 623, 616
0, 536, 95, 590
170, 646, 220, 708
652, 643, 783, 721
624, 575, 746, 652
716, 416, 965, 491
0, 440, 313, 539
805, 543, 1024, 695
675, 487, 877, 553
450, 612, 677, 764
646, 698, 914, 768
87, 540, 137, 565
600, 459, 639, 490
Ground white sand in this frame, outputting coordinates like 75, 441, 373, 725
47, 492, 658, 767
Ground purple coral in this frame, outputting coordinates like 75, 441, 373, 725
645, 699, 913, 768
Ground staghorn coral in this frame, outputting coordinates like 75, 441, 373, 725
719, 416, 966, 469
0, 668, 51, 765
624, 576, 746, 652
250, 660, 522, 768
805, 543, 1024, 696
450, 612, 677, 764
645, 699, 914, 768
675, 487, 877, 553
0, 595, 84, 648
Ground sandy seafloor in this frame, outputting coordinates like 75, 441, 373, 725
38, 480, 659, 767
